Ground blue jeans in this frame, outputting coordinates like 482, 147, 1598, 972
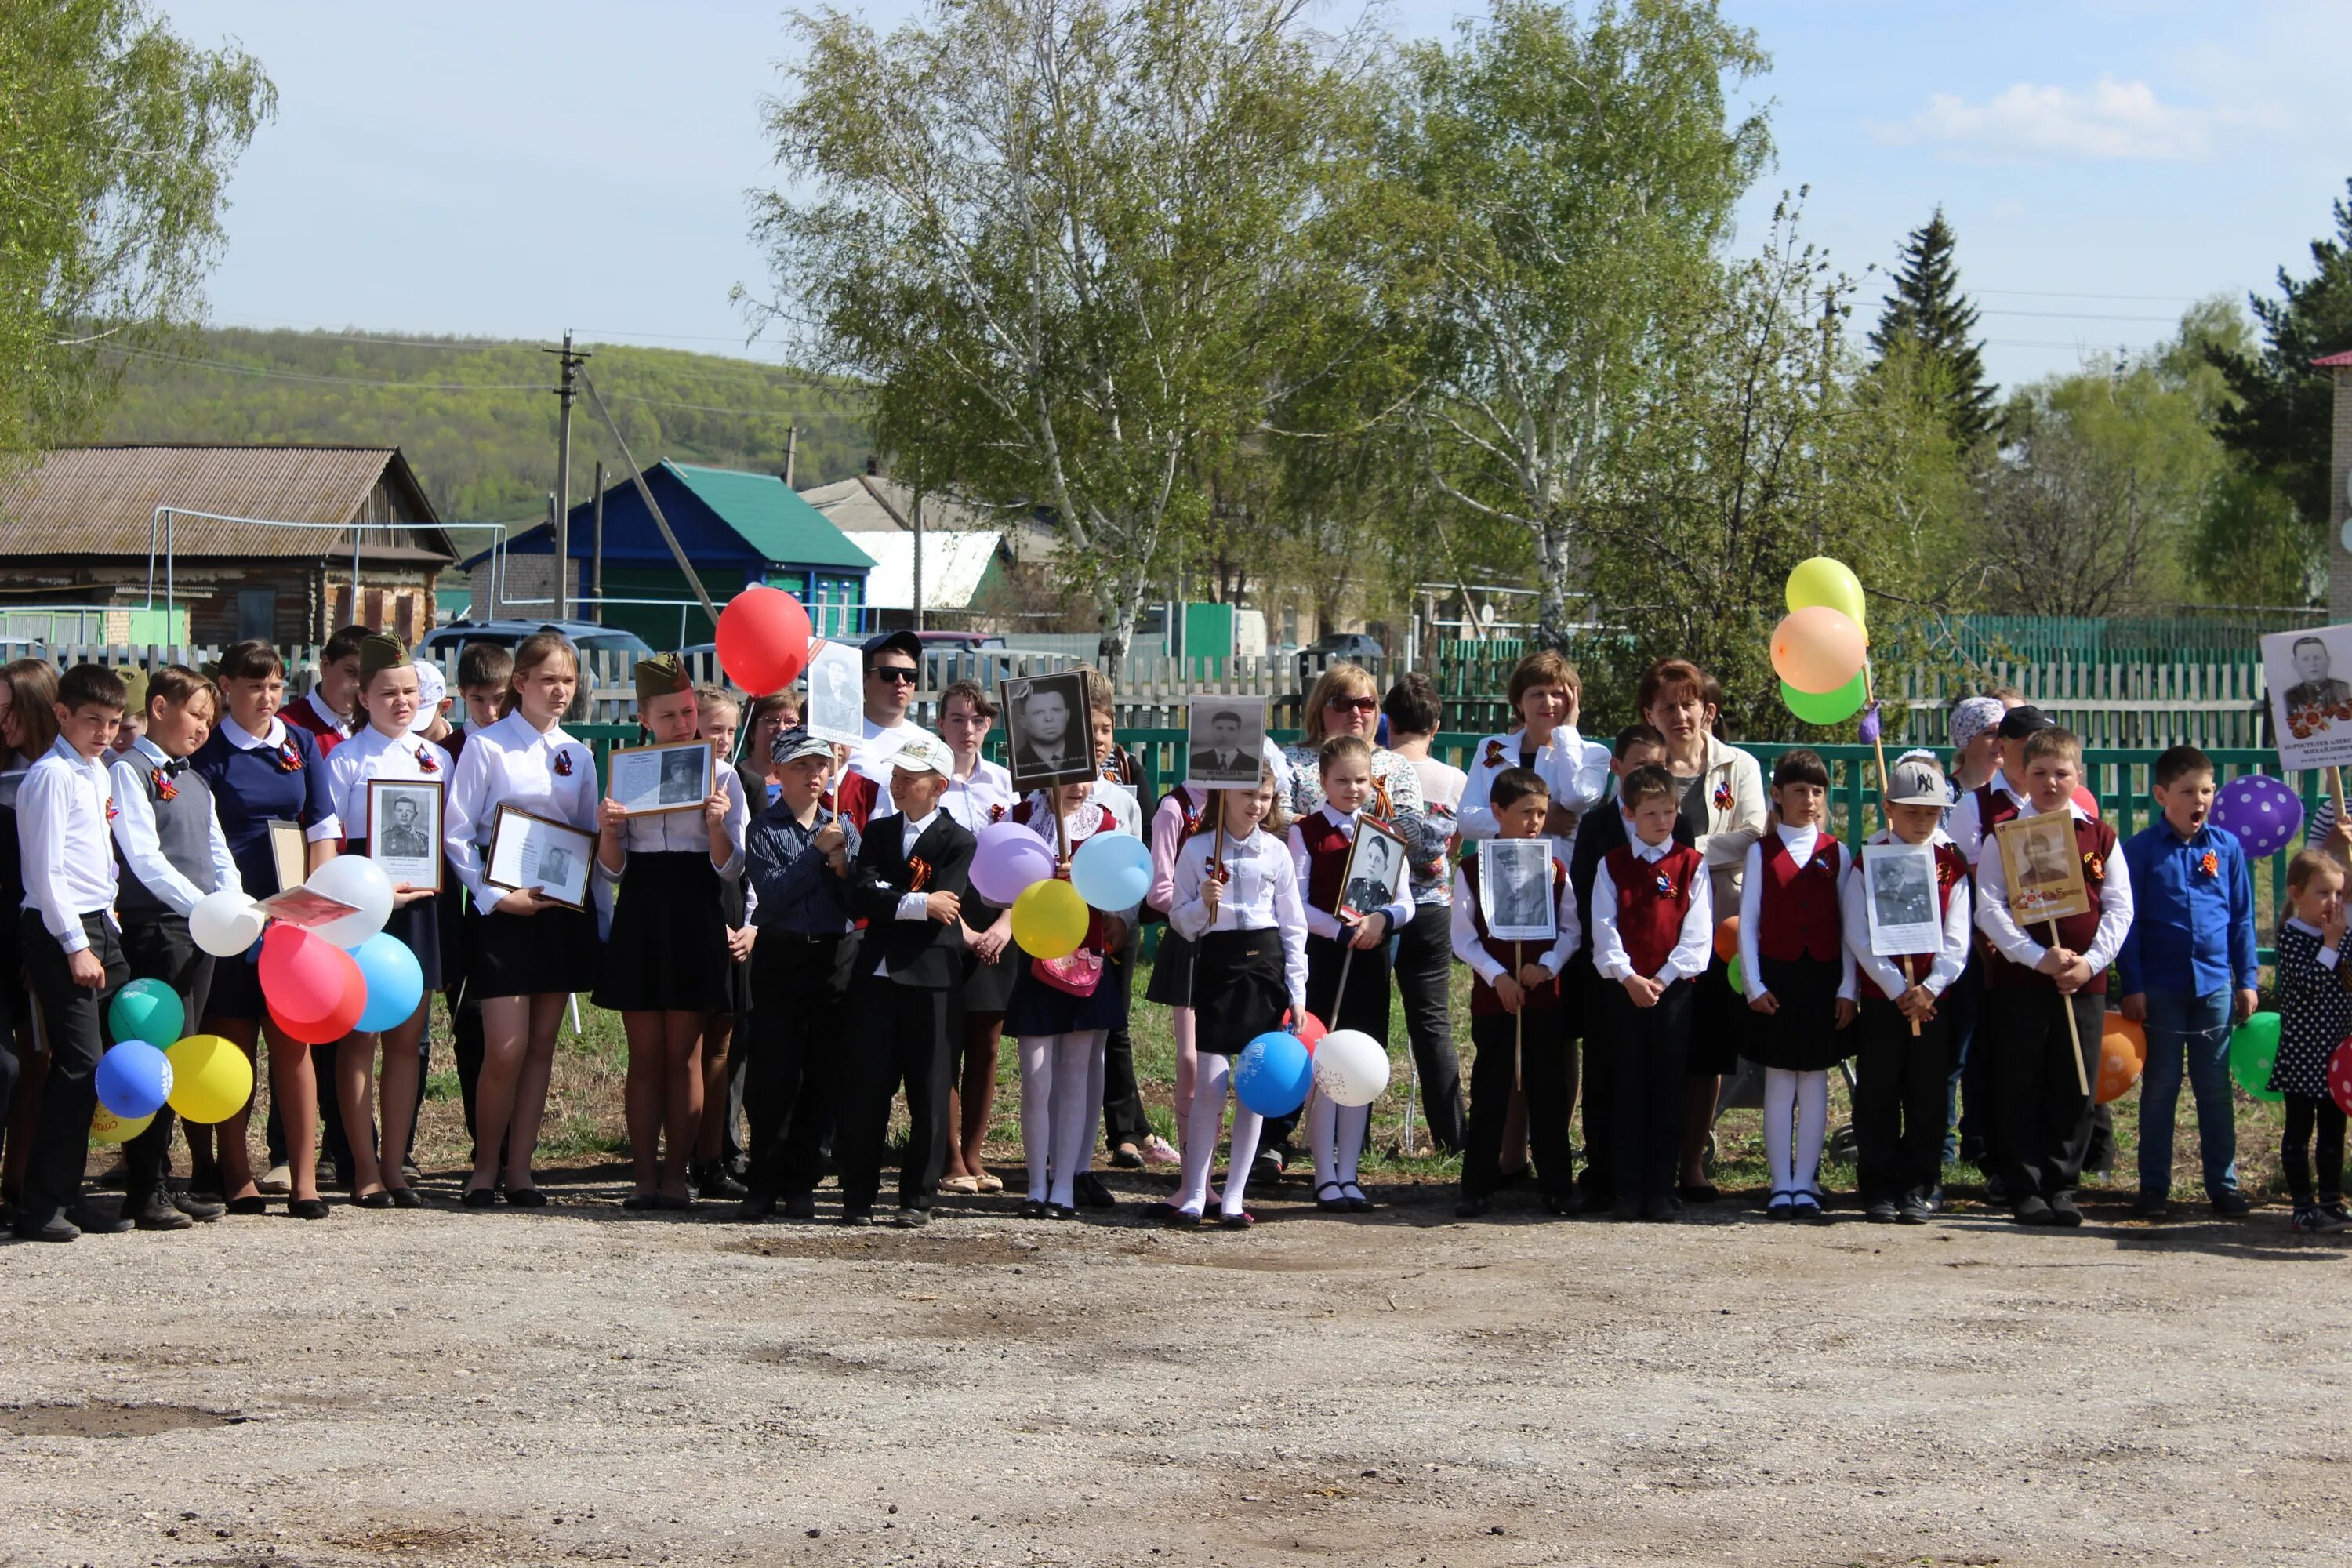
2136, 990, 2238, 1199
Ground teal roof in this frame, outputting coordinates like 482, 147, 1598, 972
663, 460, 876, 572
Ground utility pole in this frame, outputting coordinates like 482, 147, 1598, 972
545, 329, 589, 620
590, 459, 606, 624
782, 426, 797, 488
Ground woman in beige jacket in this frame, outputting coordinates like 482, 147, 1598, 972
1636, 659, 1766, 1200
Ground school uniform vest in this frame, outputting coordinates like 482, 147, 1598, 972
1601, 842, 1704, 978
1858, 841, 1970, 1002
1298, 810, 1351, 913
115, 762, 221, 924
1985, 817, 2118, 995
1754, 830, 1844, 962
1975, 782, 2022, 840
1461, 854, 1567, 1017
837, 771, 879, 833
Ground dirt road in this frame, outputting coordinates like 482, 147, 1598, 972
3, 1179, 2347, 1566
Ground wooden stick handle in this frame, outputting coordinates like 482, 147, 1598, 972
1513, 938, 1525, 1091
1903, 951, 1920, 1038
2049, 918, 2089, 1097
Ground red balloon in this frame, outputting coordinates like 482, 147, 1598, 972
1298, 1011, 1329, 1053
269, 978, 365, 1046
2073, 786, 2100, 819
714, 586, 814, 696
2329, 1039, 2352, 1118
258, 926, 363, 1025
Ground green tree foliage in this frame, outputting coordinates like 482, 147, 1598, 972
2206, 178, 2352, 525
1865, 208, 1994, 446
0, 0, 273, 463
100, 328, 869, 521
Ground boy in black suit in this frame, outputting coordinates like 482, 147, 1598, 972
833, 733, 976, 1226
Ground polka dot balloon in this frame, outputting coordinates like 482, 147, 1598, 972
2331, 1040, 2352, 1119
2209, 773, 2303, 859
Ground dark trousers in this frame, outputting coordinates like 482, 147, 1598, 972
1100, 921, 1149, 1148
19, 912, 127, 1225
1944, 951, 1987, 1160
2283, 1094, 2347, 1207
1602, 976, 1693, 1203
1266, 931, 1394, 1156
834, 974, 952, 1213
1578, 960, 1616, 1201
743, 933, 850, 1200
0, 978, 20, 1173
117, 916, 214, 1203
1986, 986, 2103, 1203
1462, 1006, 1573, 1197
1395, 903, 1466, 1152
1854, 996, 1951, 1203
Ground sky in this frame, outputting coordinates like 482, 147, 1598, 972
157, 0, 2352, 392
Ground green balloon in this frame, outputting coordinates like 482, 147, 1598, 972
1726, 954, 1745, 996
1782, 673, 1867, 726
2229, 1011, 2285, 1103
108, 978, 184, 1049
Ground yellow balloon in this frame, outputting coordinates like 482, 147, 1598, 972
1785, 557, 1866, 628
1011, 879, 1090, 961
165, 1033, 254, 1125
91, 1106, 153, 1145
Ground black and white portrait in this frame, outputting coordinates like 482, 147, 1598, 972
1184, 697, 1268, 789
606, 739, 713, 817
1860, 840, 1940, 956
487, 805, 595, 910
367, 779, 443, 892
1337, 817, 1410, 924
659, 746, 702, 805
1993, 814, 2090, 925
1477, 837, 1557, 942
805, 640, 865, 746
1001, 670, 1095, 789
2264, 622, 2352, 770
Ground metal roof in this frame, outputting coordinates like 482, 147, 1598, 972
0, 445, 452, 561
2314, 350, 2352, 368
662, 461, 875, 571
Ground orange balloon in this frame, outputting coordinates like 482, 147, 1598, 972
1712, 916, 1740, 963
1770, 606, 1867, 695
2096, 1013, 2147, 1105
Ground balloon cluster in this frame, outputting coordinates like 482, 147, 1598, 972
1772, 557, 1869, 726
971, 822, 1154, 961
186, 857, 426, 1051
1228, 1011, 1385, 1119
89, 980, 258, 1136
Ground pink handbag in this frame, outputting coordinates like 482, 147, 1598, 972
1032, 947, 1105, 997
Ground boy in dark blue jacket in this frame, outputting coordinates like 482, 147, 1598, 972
2116, 745, 2258, 1219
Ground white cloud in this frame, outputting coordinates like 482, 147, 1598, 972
1871, 74, 2281, 163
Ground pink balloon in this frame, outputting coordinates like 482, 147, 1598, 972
258, 925, 363, 1026
2073, 786, 2100, 819
971, 822, 1056, 906
1769, 606, 1867, 695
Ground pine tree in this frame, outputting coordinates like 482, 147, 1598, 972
1867, 208, 1995, 446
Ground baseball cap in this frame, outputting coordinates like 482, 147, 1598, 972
1886, 750, 1949, 808
886, 733, 954, 777
1995, 705, 2056, 742
770, 725, 833, 768
408, 661, 448, 734
862, 630, 923, 671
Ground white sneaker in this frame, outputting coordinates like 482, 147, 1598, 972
1141, 1134, 1181, 1167
257, 1163, 292, 1195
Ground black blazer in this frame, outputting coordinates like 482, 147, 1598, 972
843, 811, 976, 989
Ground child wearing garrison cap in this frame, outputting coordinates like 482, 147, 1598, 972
593, 655, 748, 1211
1843, 752, 1974, 1224
322, 635, 453, 1208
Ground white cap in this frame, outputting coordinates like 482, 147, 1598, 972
408, 662, 447, 734
887, 734, 955, 778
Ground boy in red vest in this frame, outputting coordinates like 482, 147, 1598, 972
1450, 767, 1580, 1219
1845, 752, 1975, 1224
1589, 764, 1713, 1222
1975, 727, 2135, 1226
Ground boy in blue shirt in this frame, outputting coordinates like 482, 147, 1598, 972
2117, 745, 2259, 1219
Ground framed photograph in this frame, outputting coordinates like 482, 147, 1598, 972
1336, 815, 1411, 924
1860, 840, 1942, 956
804, 640, 865, 747
1477, 836, 1558, 942
1183, 696, 1269, 790
2264, 623, 2352, 771
606, 739, 714, 817
1993, 815, 2091, 925
256, 887, 359, 929
485, 804, 595, 911
265, 818, 307, 896
1000, 670, 1095, 790
367, 779, 443, 892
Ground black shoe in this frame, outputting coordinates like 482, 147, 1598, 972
227, 1194, 271, 1217
698, 1163, 749, 1202
14, 1213, 78, 1243
1046, 1203, 1077, 1221
1142, 1200, 1181, 1221
1316, 1182, 1352, 1214
2082, 1139, 2115, 1176
622, 1192, 659, 1212
287, 1198, 330, 1221
351, 1190, 394, 1210
1613, 1197, 1642, 1223
653, 1193, 691, 1212
505, 1188, 548, 1209
1982, 1174, 2011, 1207
1494, 1164, 1531, 1190
1216, 1210, 1255, 1229
782, 1193, 817, 1221
840, 1208, 874, 1228
387, 1187, 423, 1210
1540, 1191, 1578, 1217
2132, 1192, 2171, 1220
70, 1205, 134, 1235
1454, 1194, 1487, 1219
1252, 1150, 1285, 1185
1677, 1182, 1719, 1204
1073, 1171, 1118, 1209
2048, 1192, 2084, 1228
2013, 1195, 2054, 1225
2209, 1189, 2252, 1218
126, 1192, 193, 1231
1897, 1195, 1933, 1225
172, 1192, 226, 1222
462, 1187, 499, 1210
1018, 1198, 1047, 1219
739, 1192, 777, 1222
892, 1206, 931, 1228
1793, 1192, 1829, 1226
1864, 1198, 1900, 1224
1109, 1142, 1145, 1170
401, 1159, 423, 1181
1164, 1207, 1203, 1229
1641, 1194, 1677, 1224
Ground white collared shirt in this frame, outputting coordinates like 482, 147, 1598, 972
597, 764, 747, 881
1588, 832, 1715, 983
1448, 861, 1579, 985
443, 710, 600, 902
109, 735, 239, 918
1947, 775, 2028, 866
1455, 724, 1613, 841
304, 688, 352, 738
1843, 828, 1972, 998
1975, 797, 2135, 975
325, 724, 454, 839
872, 807, 946, 975
1288, 803, 1414, 941
1737, 825, 1858, 1002
20, 738, 118, 951
1168, 825, 1308, 1021
220, 712, 343, 842
940, 757, 1015, 835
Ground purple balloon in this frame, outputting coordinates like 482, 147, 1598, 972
2210, 773, 2303, 859
971, 821, 1055, 906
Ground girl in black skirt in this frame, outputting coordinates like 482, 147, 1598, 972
324, 637, 450, 1208
593, 656, 748, 1210
1737, 750, 1857, 1222
1165, 765, 1308, 1228
442, 631, 601, 1207
692, 684, 753, 1200
1144, 782, 1210, 1169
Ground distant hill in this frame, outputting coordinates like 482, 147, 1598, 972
100, 327, 872, 524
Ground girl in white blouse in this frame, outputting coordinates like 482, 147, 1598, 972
441, 632, 601, 1208
1166, 765, 1308, 1229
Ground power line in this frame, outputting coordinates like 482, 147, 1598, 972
1979, 308, 2183, 324
1973, 288, 2205, 303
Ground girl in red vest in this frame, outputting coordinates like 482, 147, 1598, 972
1290, 735, 1414, 1214
1737, 750, 1857, 1222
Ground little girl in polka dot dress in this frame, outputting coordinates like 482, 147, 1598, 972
2270, 849, 2352, 1234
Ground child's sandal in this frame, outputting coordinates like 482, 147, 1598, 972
1766, 1189, 1795, 1221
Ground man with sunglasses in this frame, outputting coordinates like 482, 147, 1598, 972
844, 630, 942, 825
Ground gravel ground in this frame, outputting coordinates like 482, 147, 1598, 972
4, 1171, 2349, 1567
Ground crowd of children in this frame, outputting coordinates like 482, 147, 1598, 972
0, 632, 2334, 1243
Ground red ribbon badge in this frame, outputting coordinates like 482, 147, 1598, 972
1482, 740, 1507, 768
2198, 850, 2218, 878
416, 746, 439, 774
909, 855, 932, 892
553, 750, 574, 778
151, 768, 177, 803
1653, 871, 1675, 897
274, 740, 303, 774
1711, 780, 1733, 811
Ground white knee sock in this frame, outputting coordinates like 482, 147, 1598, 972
1178, 1056, 1229, 1215
1018, 1035, 1054, 1203
1308, 1088, 1338, 1191
1763, 1067, 1797, 1193
1172, 1007, 1197, 1130
1223, 1105, 1264, 1218
1794, 1069, 1830, 1196
1047, 1031, 1105, 1209
1336, 1102, 1369, 1189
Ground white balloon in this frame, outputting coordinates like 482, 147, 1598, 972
190, 889, 266, 959
304, 855, 395, 949
1312, 1029, 1390, 1108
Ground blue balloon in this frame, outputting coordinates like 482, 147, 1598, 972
95, 1039, 172, 1119
1069, 831, 1152, 912
352, 933, 424, 1033
1233, 1030, 1313, 1118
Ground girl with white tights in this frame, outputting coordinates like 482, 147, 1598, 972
1140, 784, 1214, 1214
1166, 771, 1309, 1229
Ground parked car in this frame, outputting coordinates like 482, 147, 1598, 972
417, 619, 653, 662
1295, 632, 1386, 684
